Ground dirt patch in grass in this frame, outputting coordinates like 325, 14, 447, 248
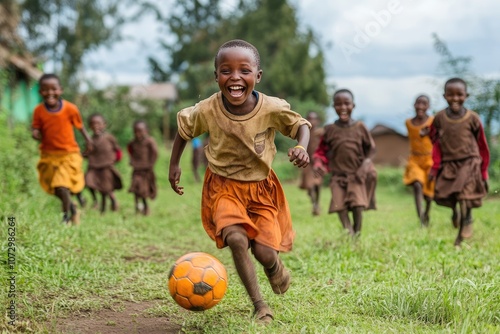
49, 301, 182, 334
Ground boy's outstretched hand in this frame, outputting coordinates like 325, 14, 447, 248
288, 146, 309, 168
169, 165, 184, 195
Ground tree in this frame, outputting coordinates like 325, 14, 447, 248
17, 0, 145, 89
149, 0, 329, 106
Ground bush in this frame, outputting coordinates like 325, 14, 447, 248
0, 113, 38, 212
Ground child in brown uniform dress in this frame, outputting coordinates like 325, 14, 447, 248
403, 95, 434, 226
84, 113, 123, 213
299, 111, 324, 215
313, 89, 377, 236
429, 78, 490, 247
128, 120, 158, 215
169, 40, 311, 324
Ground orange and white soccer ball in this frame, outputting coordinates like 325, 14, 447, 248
168, 252, 228, 311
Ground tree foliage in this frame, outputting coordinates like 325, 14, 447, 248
16, 0, 144, 89
149, 0, 329, 109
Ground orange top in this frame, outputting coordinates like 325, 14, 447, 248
32, 100, 83, 153
406, 116, 434, 155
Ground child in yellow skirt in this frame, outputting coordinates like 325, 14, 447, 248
169, 40, 311, 324
403, 95, 434, 226
31, 73, 92, 224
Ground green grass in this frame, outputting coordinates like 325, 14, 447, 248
1, 148, 499, 333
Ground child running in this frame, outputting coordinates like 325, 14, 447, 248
313, 89, 377, 236
403, 95, 434, 227
429, 77, 490, 246
299, 111, 324, 215
31, 73, 92, 224
127, 120, 158, 215
168, 39, 311, 324
84, 113, 123, 213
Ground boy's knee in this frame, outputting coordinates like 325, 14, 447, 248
223, 225, 249, 250
252, 243, 277, 268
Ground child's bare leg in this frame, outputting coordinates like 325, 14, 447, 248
134, 194, 140, 214
352, 206, 363, 235
100, 192, 106, 214
455, 200, 473, 246
89, 188, 98, 209
309, 185, 320, 215
253, 242, 290, 295
75, 192, 86, 208
55, 187, 72, 223
223, 225, 272, 323
338, 210, 354, 235
451, 203, 460, 229
412, 182, 424, 223
422, 196, 431, 226
142, 198, 149, 215
109, 192, 118, 211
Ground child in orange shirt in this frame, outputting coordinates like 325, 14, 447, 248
403, 95, 434, 227
31, 73, 92, 224
169, 39, 311, 324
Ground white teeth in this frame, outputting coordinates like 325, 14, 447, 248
229, 86, 243, 90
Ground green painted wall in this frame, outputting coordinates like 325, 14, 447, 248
1, 80, 41, 122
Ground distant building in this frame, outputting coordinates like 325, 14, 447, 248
0, 44, 43, 122
371, 124, 409, 167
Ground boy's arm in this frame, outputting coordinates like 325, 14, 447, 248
288, 124, 310, 168
312, 137, 329, 176
149, 140, 159, 168
476, 123, 490, 180
169, 132, 188, 195
32, 128, 42, 141
79, 127, 93, 154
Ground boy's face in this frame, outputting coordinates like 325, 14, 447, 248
443, 82, 468, 113
307, 113, 320, 128
39, 78, 63, 109
333, 92, 355, 123
134, 123, 148, 140
89, 116, 105, 135
414, 97, 429, 118
214, 47, 262, 110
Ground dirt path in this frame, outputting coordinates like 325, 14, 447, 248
50, 301, 182, 334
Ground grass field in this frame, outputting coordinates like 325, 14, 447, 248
1, 147, 499, 334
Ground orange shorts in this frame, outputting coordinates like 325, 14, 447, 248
201, 168, 295, 252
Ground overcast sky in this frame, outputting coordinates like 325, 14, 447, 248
82, 0, 500, 133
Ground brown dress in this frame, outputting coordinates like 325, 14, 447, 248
316, 121, 377, 213
127, 136, 158, 199
431, 110, 489, 209
85, 133, 123, 193
300, 127, 325, 189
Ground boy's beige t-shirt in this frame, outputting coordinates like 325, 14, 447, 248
177, 92, 311, 181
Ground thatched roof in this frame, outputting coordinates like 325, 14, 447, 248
0, 3, 42, 80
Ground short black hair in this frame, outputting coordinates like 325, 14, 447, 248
415, 94, 430, 102
39, 73, 61, 86
133, 119, 148, 129
444, 77, 467, 92
214, 39, 261, 70
88, 113, 105, 123
333, 88, 354, 101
